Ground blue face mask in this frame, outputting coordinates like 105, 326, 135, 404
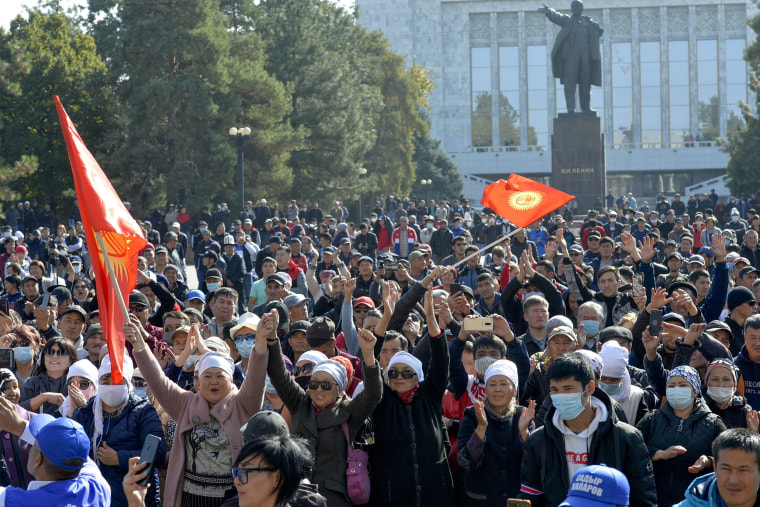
580, 320, 600, 338
666, 386, 694, 410
235, 338, 254, 358
265, 375, 277, 394
206, 282, 220, 293
132, 387, 148, 399
732, 215, 740, 222
598, 381, 621, 397
727, 263, 734, 271
13, 346, 33, 364
550, 390, 587, 421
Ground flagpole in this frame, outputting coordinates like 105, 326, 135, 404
450, 228, 521, 270
95, 232, 130, 321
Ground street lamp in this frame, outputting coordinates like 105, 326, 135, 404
229, 127, 251, 217
420, 179, 432, 201
358, 167, 368, 220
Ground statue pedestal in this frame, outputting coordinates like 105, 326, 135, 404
551, 116, 606, 213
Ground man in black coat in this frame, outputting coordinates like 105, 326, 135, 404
221, 234, 246, 313
519, 354, 657, 506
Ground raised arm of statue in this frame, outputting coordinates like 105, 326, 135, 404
539, 4, 569, 26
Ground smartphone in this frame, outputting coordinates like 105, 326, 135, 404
631, 274, 644, 296
463, 317, 494, 332
449, 283, 462, 295
136, 434, 162, 486
649, 309, 664, 336
507, 500, 531, 507
0, 299, 8, 315
40, 293, 50, 311
0, 349, 14, 371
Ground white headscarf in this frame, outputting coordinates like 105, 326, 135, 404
387, 351, 424, 382
484, 359, 519, 390
599, 341, 631, 402
59, 359, 99, 419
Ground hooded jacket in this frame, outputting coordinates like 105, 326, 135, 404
735, 346, 760, 410
518, 388, 656, 507
676, 473, 735, 507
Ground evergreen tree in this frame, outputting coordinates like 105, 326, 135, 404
411, 108, 463, 201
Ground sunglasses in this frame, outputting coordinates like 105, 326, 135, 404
231, 466, 277, 484
133, 378, 147, 388
387, 369, 417, 380
67, 379, 91, 390
354, 306, 370, 314
407, 314, 421, 323
11, 340, 31, 348
747, 301, 758, 307
308, 380, 336, 391
46, 348, 67, 357
235, 333, 256, 342
293, 363, 315, 376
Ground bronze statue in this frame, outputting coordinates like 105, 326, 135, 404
539, 0, 603, 114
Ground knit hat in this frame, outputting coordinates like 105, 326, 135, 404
727, 286, 756, 311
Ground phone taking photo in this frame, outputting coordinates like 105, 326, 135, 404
136, 435, 162, 487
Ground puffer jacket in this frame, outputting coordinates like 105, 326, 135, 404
676, 473, 722, 506
518, 388, 656, 507
636, 397, 726, 507
706, 393, 753, 429
73, 394, 167, 507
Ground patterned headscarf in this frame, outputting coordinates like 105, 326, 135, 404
668, 365, 701, 394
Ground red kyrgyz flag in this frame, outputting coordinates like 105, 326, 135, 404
481, 174, 575, 228
55, 96, 146, 384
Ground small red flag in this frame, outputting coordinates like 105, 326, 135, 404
55, 96, 146, 384
481, 174, 575, 228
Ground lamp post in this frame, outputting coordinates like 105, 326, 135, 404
229, 127, 251, 217
420, 179, 432, 202
358, 167, 368, 220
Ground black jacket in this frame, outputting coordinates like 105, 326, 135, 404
519, 389, 657, 507
636, 397, 726, 507
500, 272, 565, 337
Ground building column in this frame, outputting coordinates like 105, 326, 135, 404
518, 11, 528, 149
688, 5, 698, 141
490, 13, 500, 148
631, 9, 642, 147
660, 6, 670, 146
718, 5, 728, 139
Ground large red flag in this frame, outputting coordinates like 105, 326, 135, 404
481, 174, 575, 228
55, 96, 146, 384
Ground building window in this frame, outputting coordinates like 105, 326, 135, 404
726, 38, 748, 134
669, 40, 690, 144
612, 43, 633, 145
697, 39, 718, 141
499, 46, 523, 147
527, 45, 547, 146
640, 41, 661, 145
471, 47, 492, 147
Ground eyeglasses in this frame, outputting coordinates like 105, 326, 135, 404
354, 306, 370, 314
231, 466, 277, 484
308, 380, 336, 391
46, 348, 67, 357
67, 379, 91, 390
387, 369, 417, 380
293, 362, 315, 376
235, 333, 256, 342
569, 252, 581, 257
132, 378, 147, 388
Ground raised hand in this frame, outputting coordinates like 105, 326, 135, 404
123, 457, 150, 507
620, 232, 637, 254
343, 277, 356, 301
519, 400, 536, 440
747, 410, 759, 434
711, 233, 726, 262
491, 314, 514, 343
642, 326, 660, 360
424, 285, 441, 338
639, 236, 656, 263
576, 322, 587, 349
647, 287, 673, 312
682, 322, 706, 346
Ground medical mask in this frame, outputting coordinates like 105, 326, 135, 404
650, 219, 658, 224
598, 382, 621, 396
666, 386, 694, 410
727, 262, 734, 271
184, 354, 198, 370
732, 215, 740, 222
465, 221, 472, 227
200, 227, 207, 233
206, 282, 220, 293
426, 223, 434, 230
550, 390, 587, 420
73, 265, 81, 274
235, 338, 254, 358
132, 386, 148, 399
707, 387, 734, 404
265, 375, 277, 394
696, 221, 703, 226
13, 346, 33, 364
370, 218, 376, 223
329, 224, 336, 230
580, 320, 600, 337
474, 357, 498, 379
609, 218, 616, 224
99, 385, 128, 407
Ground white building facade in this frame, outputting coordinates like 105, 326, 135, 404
356, 0, 755, 202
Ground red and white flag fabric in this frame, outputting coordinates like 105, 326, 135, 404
481, 174, 575, 228
55, 96, 146, 384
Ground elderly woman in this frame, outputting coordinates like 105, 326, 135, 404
125, 313, 266, 507
371, 286, 455, 506
703, 358, 755, 430
19, 336, 76, 415
458, 360, 535, 505
637, 365, 726, 506
256, 310, 381, 507
0, 368, 35, 487
72, 353, 166, 507
292, 350, 329, 390
60, 359, 98, 417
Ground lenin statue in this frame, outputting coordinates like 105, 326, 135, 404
539, 1, 603, 114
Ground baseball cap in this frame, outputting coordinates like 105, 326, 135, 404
128, 290, 150, 310
408, 250, 426, 261
358, 256, 374, 265
283, 293, 307, 308
667, 252, 682, 262
69, 255, 83, 264
266, 273, 288, 286
285, 320, 310, 340
60, 305, 87, 321
186, 290, 206, 303
688, 255, 706, 266
307, 316, 336, 342
559, 464, 629, 507
29, 414, 89, 470
740, 266, 759, 278
353, 296, 375, 309
241, 411, 289, 443
598, 326, 633, 344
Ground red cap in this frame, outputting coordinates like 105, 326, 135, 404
14, 245, 27, 254
352, 296, 375, 309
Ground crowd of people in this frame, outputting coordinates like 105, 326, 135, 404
0, 189, 759, 506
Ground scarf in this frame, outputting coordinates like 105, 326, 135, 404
398, 387, 419, 404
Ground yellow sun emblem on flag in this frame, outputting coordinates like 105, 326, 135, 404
508, 191, 544, 211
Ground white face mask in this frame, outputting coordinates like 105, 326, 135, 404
707, 386, 734, 404
99, 384, 128, 407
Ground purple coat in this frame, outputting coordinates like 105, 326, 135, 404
2, 405, 35, 487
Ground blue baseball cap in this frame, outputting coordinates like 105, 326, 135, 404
186, 290, 206, 304
559, 464, 629, 507
29, 414, 89, 470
